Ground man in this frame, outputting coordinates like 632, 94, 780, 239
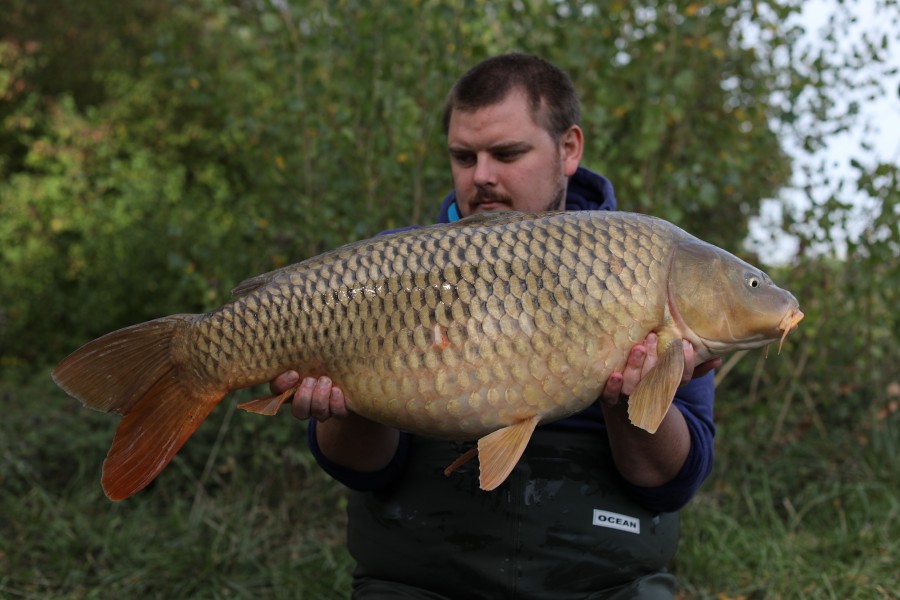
273, 53, 720, 599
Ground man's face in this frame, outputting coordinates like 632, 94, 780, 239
447, 90, 583, 217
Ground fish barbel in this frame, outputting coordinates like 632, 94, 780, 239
52, 210, 803, 500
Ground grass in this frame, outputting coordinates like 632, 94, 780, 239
1, 368, 897, 599
0, 369, 354, 599
676, 427, 898, 598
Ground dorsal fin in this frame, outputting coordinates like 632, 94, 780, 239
231, 210, 541, 298
231, 272, 276, 298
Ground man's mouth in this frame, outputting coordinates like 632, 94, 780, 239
472, 191, 514, 211
474, 201, 510, 212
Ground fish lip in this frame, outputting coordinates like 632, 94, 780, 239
776, 307, 804, 353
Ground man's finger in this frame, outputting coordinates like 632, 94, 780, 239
681, 340, 696, 385
693, 357, 722, 380
621, 344, 647, 397
310, 376, 334, 420
290, 376, 317, 420
602, 372, 625, 406
271, 370, 300, 395
640, 333, 658, 378
329, 386, 348, 418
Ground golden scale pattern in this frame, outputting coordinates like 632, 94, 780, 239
190, 211, 680, 439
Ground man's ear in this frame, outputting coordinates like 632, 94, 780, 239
560, 125, 584, 176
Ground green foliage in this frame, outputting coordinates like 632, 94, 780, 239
560, 0, 797, 245
1, 0, 826, 365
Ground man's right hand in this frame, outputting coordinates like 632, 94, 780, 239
273, 370, 400, 472
270, 371, 349, 422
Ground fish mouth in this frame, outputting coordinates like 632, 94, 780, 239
776, 308, 804, 353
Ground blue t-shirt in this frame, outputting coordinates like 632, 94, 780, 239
308, 166, 716, 512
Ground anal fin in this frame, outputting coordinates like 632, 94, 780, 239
477, 415, 541, 491
627, 336, 685, 434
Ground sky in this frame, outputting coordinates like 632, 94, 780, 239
746, 0, 900, 265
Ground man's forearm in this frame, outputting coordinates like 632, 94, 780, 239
316, 412, 401, 473
600, 400, 691, 488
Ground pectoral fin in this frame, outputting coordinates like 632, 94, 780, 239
476, 415, 541, 491
627, 337, 685, 434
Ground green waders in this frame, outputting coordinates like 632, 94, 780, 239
347, 428, 681, 599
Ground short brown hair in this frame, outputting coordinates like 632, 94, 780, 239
441, 53, 581, 141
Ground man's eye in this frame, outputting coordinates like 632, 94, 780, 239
452, 154, 475, 166
495, 151, 522, 162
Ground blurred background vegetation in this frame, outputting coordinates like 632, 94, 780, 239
1, 0, 897, 598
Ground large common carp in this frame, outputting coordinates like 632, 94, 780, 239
53, 210, 803, 500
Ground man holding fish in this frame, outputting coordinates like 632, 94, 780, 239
274, 53, 722, 599
55, 51, 801, 597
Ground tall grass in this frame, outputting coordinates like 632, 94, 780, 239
677, 414, 899, 598
2, 370, 897, 598
1, 370, 354, 599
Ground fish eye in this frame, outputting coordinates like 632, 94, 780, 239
747, 274, 761, 288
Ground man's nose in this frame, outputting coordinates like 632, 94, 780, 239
472, 155, 497, 187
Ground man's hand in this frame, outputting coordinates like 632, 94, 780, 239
272, 371, 398, 472
598, 333, 720, 487
270, 371, 349, 421
600, 333, 721, 406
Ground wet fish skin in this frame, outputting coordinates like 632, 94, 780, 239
201, 212, 668, 433
52, 210, 802, 500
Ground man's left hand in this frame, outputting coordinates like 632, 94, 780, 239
600, 333, 721, 406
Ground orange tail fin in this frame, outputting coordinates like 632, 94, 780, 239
52, 315, 224, 501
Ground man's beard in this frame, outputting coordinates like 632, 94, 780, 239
471, 174, 567, 212
541, 183, 566, 212
542, 159, 568, 211
472, 188, 515, 208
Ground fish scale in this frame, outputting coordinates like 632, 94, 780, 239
185, 211, 670, 440
52, 209, 803, 499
